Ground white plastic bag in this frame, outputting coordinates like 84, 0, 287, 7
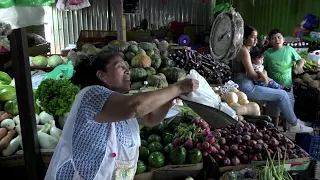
180, 69, 237, 119
56, 0, 66, 11
65, 0, 90, 10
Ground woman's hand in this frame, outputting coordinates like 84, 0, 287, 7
175, 79, 199, 95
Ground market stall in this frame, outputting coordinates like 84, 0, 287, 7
0, 1, 318, 180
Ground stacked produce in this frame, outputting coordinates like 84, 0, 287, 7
293, 72, 320, 89
213, 87, 261, 117
169, 49, 232, 83
295, 51, 320, 73
210, 121, 309, 167
30, 54, 69, 68
0, 111, 61, 156
137, 109, 211, 175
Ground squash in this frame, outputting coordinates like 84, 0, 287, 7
151, 54, 162, 69
147, 74, 168, 88
131, 81, 144, 89
221, 92, 238, 104
131, 54, 152, 68
153, 39, 160, 45
158, 40, 169, 51
130, 68, 147, 81
139, 42, 154, 51
136, 47, 146, 55
128, 44, 139, 53
163, 67, 186, 83
107, 40, 128, 52
152, 43, 157, 49
153, 48, 160, 55
125, 52, 136, 61
236, 91, 247, 100
235, 102, 261, 116
145, 67, 157, 76
146, 49, 155, 57
161, 51, 169, 58
161, 57, 176, 67
238, 99, 249, 105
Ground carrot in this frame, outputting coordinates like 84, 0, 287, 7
0, 129, 16, 152
0, 112, 12, 122
0, 128, 7, 140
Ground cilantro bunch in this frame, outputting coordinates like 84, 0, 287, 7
36, 79, 80, 116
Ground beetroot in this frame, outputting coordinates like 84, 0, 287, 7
236, 136, 243, 144
222, 145, 230, 153
196, 143, 203, 150
219, 149, 226, 156
286, 143, 295, 149
213, 143, 220, 150
263, 134, 270, 141
221, 157, 231, 166
230, 145, 238, 152
269, 139, 279, 147
202, 151, 208, 157
215, 154, 223, 160
236, 121, 244, 128
231, 157, 241, 166
253, 132, 263, 140
219, 137, 226, 145
242, 135, 251, 142
235, 150, 244, 156
240, 154, 249, 164
257, 139, 264, 144
254, 144, 262, 151
239, 145, 247, 152
248, 140, 257, 147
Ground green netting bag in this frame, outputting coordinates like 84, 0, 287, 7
0, 0, 55, 8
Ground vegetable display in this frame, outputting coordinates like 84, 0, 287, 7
211, 121, 309, 167
36, 79, 80, 116
217, 87, 261, 116
169, 49, 232, 83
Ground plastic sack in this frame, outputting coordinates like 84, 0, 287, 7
0, 6, 47, 29
181, 69, 221, 108
56, 0, 66, 10
0, 0, 54, 8
180, 70, 237, 119
65, 0, 90, 11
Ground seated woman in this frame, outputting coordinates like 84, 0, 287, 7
232, 25, 312, 132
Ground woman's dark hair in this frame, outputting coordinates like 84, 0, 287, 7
268, 29, 284, 40
250, 46, 263, 60
244, 25, 257, 39
71, 50, 123, 89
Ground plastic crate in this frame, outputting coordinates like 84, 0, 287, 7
295, 121, 320, 160
293, 82, 320, 120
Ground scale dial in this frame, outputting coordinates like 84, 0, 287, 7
209, 10, 244, 63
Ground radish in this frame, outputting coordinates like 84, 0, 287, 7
202, 130, 210, 137
206, 136, 215, 144
202, 142, 210, 150
191, 118, 200, 124
196, 143, 203, 150
184, 139, 193, 148
208, 145, 218, 154
173, 138, 181, 146
202, 151, 208, 157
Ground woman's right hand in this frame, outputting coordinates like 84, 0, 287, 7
175, 79, 199, 95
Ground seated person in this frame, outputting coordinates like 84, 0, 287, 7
250, 47, 291, 92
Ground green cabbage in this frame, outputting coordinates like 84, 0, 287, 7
48, 55, 63, 67
32, 56, 48, 66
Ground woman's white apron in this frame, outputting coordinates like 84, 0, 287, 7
45, 87, 140, 180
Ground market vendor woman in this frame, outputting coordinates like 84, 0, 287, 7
45, 51, 199, 180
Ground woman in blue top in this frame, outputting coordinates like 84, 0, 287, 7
45, 50, 198, 180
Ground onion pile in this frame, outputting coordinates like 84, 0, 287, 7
210, 121, 309, 167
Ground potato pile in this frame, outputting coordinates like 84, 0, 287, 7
294, 72, 320, 89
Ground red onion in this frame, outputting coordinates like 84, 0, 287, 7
206, 136, 215, 144
202, 142, 210, 150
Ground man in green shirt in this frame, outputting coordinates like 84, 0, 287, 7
263, 29, 304, 129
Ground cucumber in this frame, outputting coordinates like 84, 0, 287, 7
245, 118, 269, 126
243, 115, 272, 123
